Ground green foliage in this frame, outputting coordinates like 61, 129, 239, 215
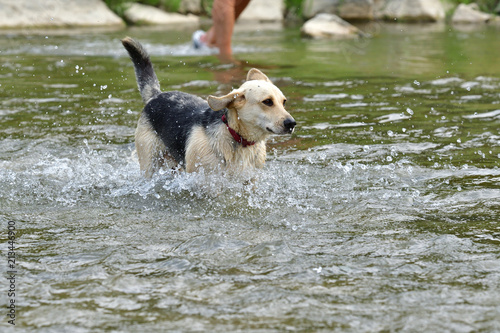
201, 0, 214, 15
285, 0, 304, 16
103, 0, 183, 16
103, 0, 131, 17
158, 0, 183, 12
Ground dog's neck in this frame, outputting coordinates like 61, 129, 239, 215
222, 114, 256, 147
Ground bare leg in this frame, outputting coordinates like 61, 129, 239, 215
201, 0, 251, 62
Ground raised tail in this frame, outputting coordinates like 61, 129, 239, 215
121, 37, 161, 104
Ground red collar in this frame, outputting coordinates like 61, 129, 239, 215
221, 114, 256, 147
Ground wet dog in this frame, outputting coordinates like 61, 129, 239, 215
122, 37, 296, 177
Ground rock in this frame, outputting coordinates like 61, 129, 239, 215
238, 0, 284, 22
379, 0, 445, 22
490, 15, 500, 25
0, 0, 124, 28
178, 0, 203, 15
124, 3, 199, 25
303, 0, 373, 20
339, 0, 374, 20
373, 0, 386, 13
302, 0, 374, 21
303, 0, 338, 19
301, 13, 361, 38
452, 3, 492, 24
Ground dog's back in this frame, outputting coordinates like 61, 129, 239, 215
145, 91, 223, 165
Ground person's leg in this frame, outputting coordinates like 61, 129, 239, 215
202, 0, 251, 62
211, 0, 235, 61
202, 27, 215, 47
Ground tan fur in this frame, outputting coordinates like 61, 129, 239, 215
207, 81, 293, 142
136, 68, 294, 177
185, 124, 266, 174
135, 114, 174, 177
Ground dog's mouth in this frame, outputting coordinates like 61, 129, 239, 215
267, 127, 295, 134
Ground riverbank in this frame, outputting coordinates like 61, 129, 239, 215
0, 0, 499, 29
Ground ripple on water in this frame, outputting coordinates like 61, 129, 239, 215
2, 26, 500, 331
1, 135, 499, 331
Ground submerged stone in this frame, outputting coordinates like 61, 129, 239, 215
301, 13, 362, 39
452, 3, 492, 24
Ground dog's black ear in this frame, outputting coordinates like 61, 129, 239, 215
208, 91, 245, 111
247, 68, 271, 82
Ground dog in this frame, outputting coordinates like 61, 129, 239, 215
121, 37, 296, 177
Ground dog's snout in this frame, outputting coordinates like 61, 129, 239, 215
284, 118, 296, 133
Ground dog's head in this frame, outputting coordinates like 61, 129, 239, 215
208, 69, 296, 141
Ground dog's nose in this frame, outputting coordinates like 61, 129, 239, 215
284, 118, 296, 133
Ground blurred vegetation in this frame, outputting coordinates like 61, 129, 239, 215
285, 0, 304, 17
104, 0, 184, 16
103, 0, 129, 17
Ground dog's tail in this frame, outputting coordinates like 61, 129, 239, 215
121, 37, 161, 104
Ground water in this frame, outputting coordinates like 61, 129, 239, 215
1, 23, 499, 332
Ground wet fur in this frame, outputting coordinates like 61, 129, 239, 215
122, 37, 295, 177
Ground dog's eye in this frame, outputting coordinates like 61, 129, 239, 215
262, 99, 274, 107
283, 100, 287, 107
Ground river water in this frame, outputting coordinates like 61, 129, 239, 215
0, 23, 499, 332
